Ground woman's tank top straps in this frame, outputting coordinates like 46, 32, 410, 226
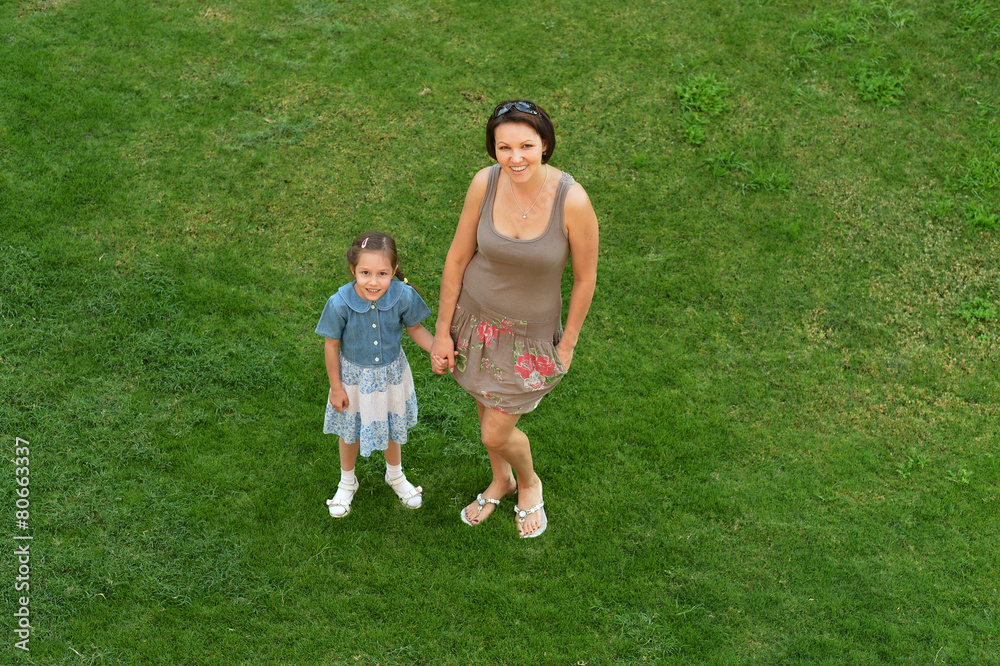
461, 164, 574, 324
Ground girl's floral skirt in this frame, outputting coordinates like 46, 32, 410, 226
323, 350, 418, 457
450, 291, 568, 415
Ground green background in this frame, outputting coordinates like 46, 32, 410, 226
2, 0, 998, 663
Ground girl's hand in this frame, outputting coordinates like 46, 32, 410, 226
431, 333, 456, 375
431, 354, 449, 375
329, 387, 349, 412
555, 340, 574, 373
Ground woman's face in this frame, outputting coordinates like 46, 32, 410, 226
493, 122, 547, 182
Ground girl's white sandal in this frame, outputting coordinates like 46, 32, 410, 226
326, 479, 359, 518
385, 473, 422, 509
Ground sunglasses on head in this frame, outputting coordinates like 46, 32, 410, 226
493, 101, 538, 118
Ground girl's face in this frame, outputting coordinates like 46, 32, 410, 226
493, 122, 547, 183
351, 250, 395, 302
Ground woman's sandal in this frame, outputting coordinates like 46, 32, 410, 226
326, 479, 359, 518
385, 473, 422, 509
460, 493, 501, 526
514, 501, 547, 538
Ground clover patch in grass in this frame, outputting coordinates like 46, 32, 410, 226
851, 61, 909, 106
955, 296, 998, 325
675, 72, 731, 145
675, 72, 731, 116
964, 202, 999, 231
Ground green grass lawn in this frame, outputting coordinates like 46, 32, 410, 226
2, 0, 999, 663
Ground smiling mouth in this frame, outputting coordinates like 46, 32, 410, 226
510, 165, 527, 173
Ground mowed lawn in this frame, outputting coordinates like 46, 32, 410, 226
1, 0, 998, 664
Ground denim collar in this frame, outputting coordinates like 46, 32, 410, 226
339, 279, 403, 313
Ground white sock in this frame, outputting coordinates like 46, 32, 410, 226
385, 462, 421, 508
328, 468, 358, 517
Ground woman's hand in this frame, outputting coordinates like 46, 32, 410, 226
556, 181, 597, 377
555, 340, 574, 372
431, 332, 456, 375
328, 387, 349, 412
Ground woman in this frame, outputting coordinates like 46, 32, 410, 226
431, 100, 599, 538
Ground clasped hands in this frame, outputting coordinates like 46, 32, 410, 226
430, 334, 454, 375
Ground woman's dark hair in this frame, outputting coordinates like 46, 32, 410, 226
485, 99, 556, 164
346, 231, 406, 282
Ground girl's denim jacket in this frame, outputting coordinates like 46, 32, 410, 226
315, 280, 431, 367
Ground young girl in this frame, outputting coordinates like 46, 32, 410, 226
315, 232, 434, 518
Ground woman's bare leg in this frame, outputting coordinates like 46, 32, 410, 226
465, 405, 545, 536
462, 402, 516, 524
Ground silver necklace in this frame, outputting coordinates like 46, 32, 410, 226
509, 166, 548, 219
